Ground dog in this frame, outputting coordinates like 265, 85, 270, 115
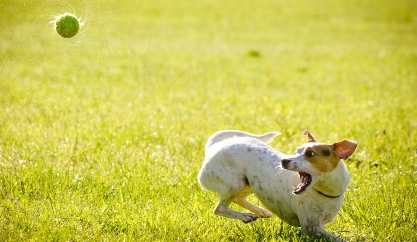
198, 130, 357, 241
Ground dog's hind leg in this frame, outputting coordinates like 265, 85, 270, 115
234, 187, 273, 219
214, 201, 259, 223
214, 189, 259, 223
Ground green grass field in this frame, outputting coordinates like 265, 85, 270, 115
1, 0, 417, 241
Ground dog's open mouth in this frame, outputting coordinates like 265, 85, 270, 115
293, 172, 312, 194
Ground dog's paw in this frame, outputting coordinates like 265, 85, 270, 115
241, 213, 258, 223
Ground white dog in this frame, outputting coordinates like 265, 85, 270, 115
198, 130, 357, 241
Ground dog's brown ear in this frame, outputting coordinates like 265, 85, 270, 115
333, 140, 357, 160
303, 130, 317, 142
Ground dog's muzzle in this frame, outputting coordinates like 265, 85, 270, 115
281, 159, 312, 195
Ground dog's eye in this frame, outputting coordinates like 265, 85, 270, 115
305, 150, 315, 157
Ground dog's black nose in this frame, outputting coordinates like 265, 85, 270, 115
281, 159, 291, 167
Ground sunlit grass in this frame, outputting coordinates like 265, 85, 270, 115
1, 0, 417, 241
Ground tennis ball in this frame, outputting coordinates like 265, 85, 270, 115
54, 13, 80, 38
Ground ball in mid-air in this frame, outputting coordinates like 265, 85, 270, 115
54, 13, 80, 38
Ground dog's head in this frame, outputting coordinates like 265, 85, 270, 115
281, 130, 357, 194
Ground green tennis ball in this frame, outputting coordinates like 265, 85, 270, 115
54, 13, 80, 38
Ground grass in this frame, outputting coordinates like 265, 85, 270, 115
1, 0, 417, 241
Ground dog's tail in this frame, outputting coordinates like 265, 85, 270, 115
205, 130, 281, 150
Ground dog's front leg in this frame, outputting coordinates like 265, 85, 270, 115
301, 223, 345, 242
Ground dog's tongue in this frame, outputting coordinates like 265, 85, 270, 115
293, 172, 312, 194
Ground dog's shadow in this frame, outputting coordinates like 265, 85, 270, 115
229, 219, 344, 242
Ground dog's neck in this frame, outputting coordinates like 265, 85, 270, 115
313, 161, 350, 198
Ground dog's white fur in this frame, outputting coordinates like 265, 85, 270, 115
198, 130, 357, 241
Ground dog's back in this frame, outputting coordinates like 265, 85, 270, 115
205, 130, 281, 150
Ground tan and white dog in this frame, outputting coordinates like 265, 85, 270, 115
198, 130, 357, 241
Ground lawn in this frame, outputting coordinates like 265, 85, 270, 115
1, 0, 416, 241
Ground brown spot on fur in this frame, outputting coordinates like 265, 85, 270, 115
304, 144, 340, 172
